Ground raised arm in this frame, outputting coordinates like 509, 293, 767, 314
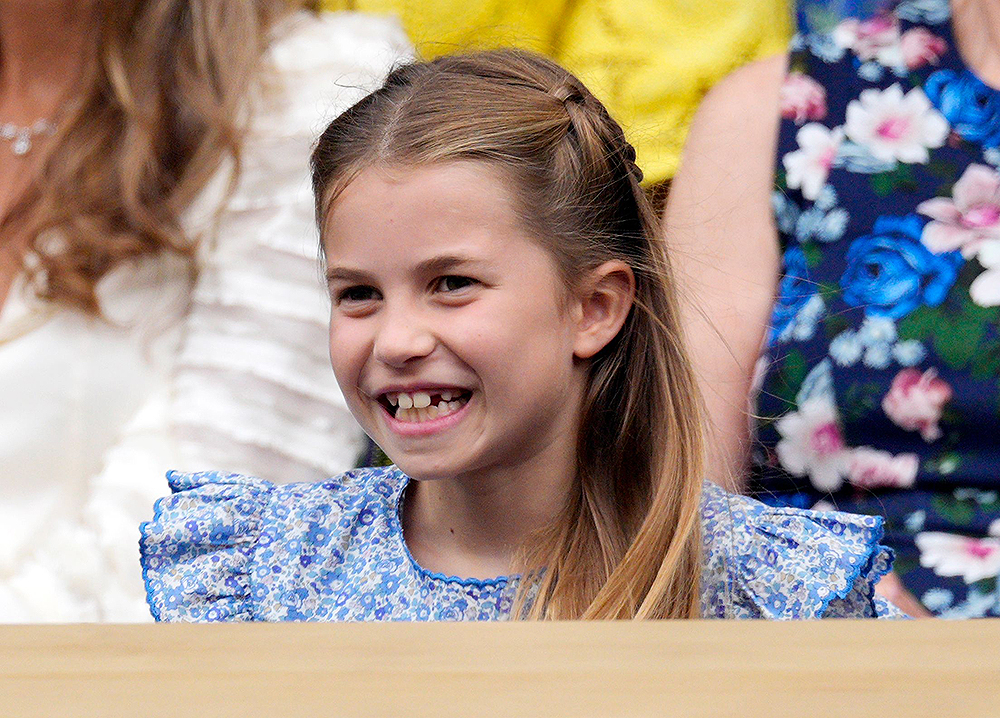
662, 54, 787, 492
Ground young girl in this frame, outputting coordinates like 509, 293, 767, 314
140, 50, 902, 621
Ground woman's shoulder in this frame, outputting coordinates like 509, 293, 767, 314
267, 10, 413, 78
253, 10, 414, 136
699, 481, 903, 619
140, 465, 405, 621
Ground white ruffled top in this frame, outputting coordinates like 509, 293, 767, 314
0, 12, 412, 622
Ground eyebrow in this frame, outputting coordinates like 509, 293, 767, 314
325, 254, 481, 287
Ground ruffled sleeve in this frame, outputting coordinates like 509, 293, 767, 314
140, 471, 275, 622
700, 483, 903, 619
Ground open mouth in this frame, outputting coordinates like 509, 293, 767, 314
379, 389, 473, 423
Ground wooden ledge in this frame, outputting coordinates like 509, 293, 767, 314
2, 620, 996, 716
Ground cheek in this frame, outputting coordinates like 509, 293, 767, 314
448, 288, 576, 392
327, 317, 369, 395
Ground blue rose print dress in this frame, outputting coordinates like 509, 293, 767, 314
140, 467, 903, 621
753, 0, 1000, 617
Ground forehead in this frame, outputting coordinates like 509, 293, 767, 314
322, 162, 530, 265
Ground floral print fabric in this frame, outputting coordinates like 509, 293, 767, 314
140, 467, 902, 621
755, 0, 1000, 617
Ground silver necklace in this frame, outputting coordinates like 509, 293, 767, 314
0, 118, 56, 156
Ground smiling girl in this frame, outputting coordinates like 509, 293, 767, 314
141, 50, 903, 621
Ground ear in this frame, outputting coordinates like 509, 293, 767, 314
571, 260, 636, 360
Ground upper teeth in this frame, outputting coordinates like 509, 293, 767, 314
390, 390, 461, 409
386, 391, 461, 409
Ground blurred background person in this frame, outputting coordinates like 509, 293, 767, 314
666, 0, 1000, 618
0, 0, 410, 621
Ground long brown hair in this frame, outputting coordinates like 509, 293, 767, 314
10, 0, 299, 314
311, 50, 706, 619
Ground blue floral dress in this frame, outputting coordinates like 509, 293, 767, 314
140, 467, 902, 621
754, 0, 1000, 617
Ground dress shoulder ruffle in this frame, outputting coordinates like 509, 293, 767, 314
699, 482, 902, 619
140, 471, 276, 622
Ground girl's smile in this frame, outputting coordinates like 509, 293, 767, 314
375, 385, 474, 435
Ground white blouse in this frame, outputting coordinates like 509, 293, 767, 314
0, 12, 412, 622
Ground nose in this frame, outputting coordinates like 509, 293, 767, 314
372, 302, 436, 368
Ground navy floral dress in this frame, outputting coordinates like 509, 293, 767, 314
753, 0, 1000, 617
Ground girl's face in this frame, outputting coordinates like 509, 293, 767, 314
322, 162, 590, 482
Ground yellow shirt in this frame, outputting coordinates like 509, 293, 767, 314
323, 1, 792, 183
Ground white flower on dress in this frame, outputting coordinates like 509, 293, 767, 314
990, 519, 1000, 538
847, 447, 919, 489
920, 587, 954, 612
784, 123, 844, 201
830, 330, 864, 366
775, 395, 850, 492
918, 164, 1000, 257
788, 294, 826, 342
857, 315, 897, 346
915, 532, 1000, 584
829, 315, 926, 369
863, 342, 893, 369
970, 239, 1000, 307
844, 84, 949, 164
892, 340, 927, 367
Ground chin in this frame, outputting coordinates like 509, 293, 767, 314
386, 450, 468, 481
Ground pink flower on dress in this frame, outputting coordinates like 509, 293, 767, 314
847, 447, 919, 489
775, 396, 850, 491
834, 15, 900, 62
882, 368, 953, 442
844, 84, 949, 164
918, 164, 1000, 257
783, 124, 844, 201
780, 73, 828, 124
899, 28, 948, 70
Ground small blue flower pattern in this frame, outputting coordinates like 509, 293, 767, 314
140, 467, 902, 622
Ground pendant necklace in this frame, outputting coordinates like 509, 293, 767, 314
0, 118, 56, 156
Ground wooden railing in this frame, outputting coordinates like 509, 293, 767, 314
2, 620, 996, 716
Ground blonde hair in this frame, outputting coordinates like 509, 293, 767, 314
311, 50, 706, 619
11, 0, 300, 314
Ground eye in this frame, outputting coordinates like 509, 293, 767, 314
337, 285, 381, 304
434, 275, 478, 293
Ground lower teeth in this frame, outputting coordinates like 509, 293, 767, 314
394, 398, 467, 422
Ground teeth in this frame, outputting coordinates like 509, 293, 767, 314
441, 391, 453, 402
412, 392, 431, 409
388, 394, 399, 407
391, 393, 471, 423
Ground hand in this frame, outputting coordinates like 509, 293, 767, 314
875, 571, 935, 618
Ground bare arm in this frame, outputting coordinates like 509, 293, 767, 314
662, 54, 787, 492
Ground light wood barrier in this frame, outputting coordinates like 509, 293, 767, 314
2, 620, 996, 717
